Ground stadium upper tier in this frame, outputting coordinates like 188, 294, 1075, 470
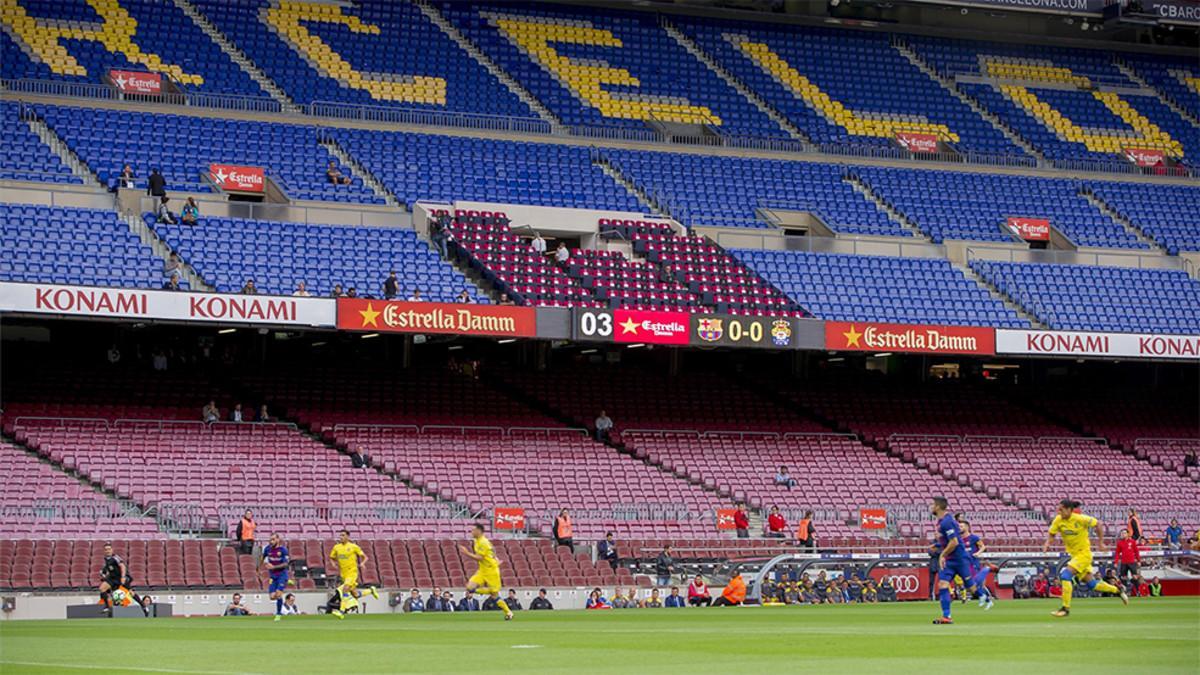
1, 101, 77, 184
971, 260, 1200, 334
735, 250, 1027, 328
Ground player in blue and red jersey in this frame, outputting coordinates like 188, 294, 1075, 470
959, 520, 994, 610
259, 533, 291, 622
931, 497, 986, 624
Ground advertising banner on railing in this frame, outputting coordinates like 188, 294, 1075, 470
997, 329, 1200, 360
493, 507, 526, 530
859, 508, 888, 530
825, 322, 995, 355
337, 299, 537, 338
715, 508, 738, 531
895, 131, 940, 154
209, 163, 265, 193
573, 309, 813, 349
1006, 217, 1051, 242
0, 282, 335, 326
868, 567, 929, 601
108, 69, 162, 95
1123, 147, 1167, 167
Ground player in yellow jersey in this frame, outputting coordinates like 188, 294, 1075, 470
1043, 499, 1129, 617
459, 524, 513, 620
328, 529, 378, 619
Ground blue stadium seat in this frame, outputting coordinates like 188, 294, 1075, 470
0, 102, 78, 184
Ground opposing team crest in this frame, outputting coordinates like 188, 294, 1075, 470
771, 319, 792, 346
697, 317, 723, 342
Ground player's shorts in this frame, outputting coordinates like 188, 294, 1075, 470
1065, 553, 1093, 577
339, 571, 358, 591
102, 575, 123, 589
1117, 563, 1139, 578
937, 557, 974, 584
269, 572, 289, 594
469, 570, 502, 591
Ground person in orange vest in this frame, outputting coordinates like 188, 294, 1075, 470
235, 509, 256, 555
713, 571, 746, 606
553, 508, 574, 553
796, 510, 816, 552
1127, 508, 1143, 543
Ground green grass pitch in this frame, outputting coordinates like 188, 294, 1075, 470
1, 597, 1197, 674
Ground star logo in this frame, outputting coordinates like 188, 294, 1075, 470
212, 167, 228, 184
115, 74, 127, 89
843, 324, 862, 348
619, 317, 640, 335
359, 302, 381, 328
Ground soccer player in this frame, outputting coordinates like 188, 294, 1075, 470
930, 497, 985, 624
1043, 499, 1128, 617
328, 529, 378, 619
458, 524, 512, 621
98, 543, 129, 612
960, 520, 994, 610
259, 533, 291, 622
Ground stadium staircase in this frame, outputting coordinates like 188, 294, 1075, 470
1114, 61, 1200, 130
318, 137, 399, 208
659, 19, 812, 147
411, 0, 563, 130
20, 109, 102, 188
170, 0, 299, 113
951, 262, 1045, 329
120, 212, 212, 291
891, 38, 1047, 166
1079, 188, 1167, 253
592, 154, 667, 217
841, 173, 928, 240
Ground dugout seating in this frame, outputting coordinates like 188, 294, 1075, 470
1, 101, 77, 183
0, 0, 265, 96
854, 166, 1145, 247
970, 260, 1200, 334
675, 18, 1019, 156
736, 249, 1024, 327
604, 149, 905, 233
0, 203, 180, 289
148, 213, 482, 300
192, 0, 530, 115
34, 105, 381, 203
436, 1, 785, 137
1089, 182, 1200, 254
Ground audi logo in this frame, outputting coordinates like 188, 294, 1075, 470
882, 575, 920, 593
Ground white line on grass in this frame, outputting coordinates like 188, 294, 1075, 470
0, 661, 268, 675
510, 644, 543, 649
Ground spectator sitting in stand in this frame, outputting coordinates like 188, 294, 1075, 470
498, 293, 514, 305
156, 196, 176, 224
1166, 519, 1184, 550
293, 282, 310, 297
402, 588, 424, 613
655, 545, 674, 587
439, 591, 456, 612
774, 466, 797, 490
529, 589, 553, 610
424, 587, 444, 612
665, 586, 686, 608
610, 588, 630, 609
346, 287, 358, 298
229, 403, 243, 422
1149, 577, 1162, 597
162, 273, 182, 291
383, 271, 399, 299
163, 252, 182, 281
408, 289, 423, 302
734, 503, 750, 539
117, 164, 136, 190
241, 279, 258, 295
554, 242, 569, 268
456, 289, 471, 303
257, 404, 272, 423
687, 575, 712, 607
147, 167, 166, 197
202, 400, 220, 424
1184, 450, 1198, 468
594, 410, 613, 442
712, 571, 746, 606
457, 590, 479, 612
330, 284, 344, 298
643, 588, 663, 608
767, 506, 787, 538
585, 588, 610, 609
878, 577, 897, 602
224, 593, 251, 616
350, 446, 371, 469
598, 531, 619, 570
181, 197, 199, 225
326, 160, 351, 185
504, 589, 522, 611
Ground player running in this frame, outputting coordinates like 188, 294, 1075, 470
1043, 499, 1128, 617
98, 543, 148, 616
328, 529, 378, 619
930, 497, 987, 624
960, 520, 994, 610
458, 524, 512, 621
259, 533, 291, 622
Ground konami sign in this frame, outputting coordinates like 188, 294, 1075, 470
209, 164, 266, 193
997, 329, 1200, 361
109, 69, 162, 95
0, 282, 335, 327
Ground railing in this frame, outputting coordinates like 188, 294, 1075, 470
13, 416, 109, 429
526, 504, 709, 523
943, 66, 1136, 90
1, 499, 144, 522
1134, 437, 1200, 447
133, 195, 400, 228
308, 101, 551, 134
1, 78, 283, 113
1051, 156, 1197, 178
112, 418, 299, 431
334, 424, 587, 437
965, 244, 1185, 270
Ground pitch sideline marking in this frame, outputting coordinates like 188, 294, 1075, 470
510, 644, 543, 649
0, 661, 267, 675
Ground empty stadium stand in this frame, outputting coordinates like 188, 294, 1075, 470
149, 213, 481, 300
737, 250, 1025, 327
1, 101, 77, 183
1089, 182, 1200, 254
0, 203, 181, 289
971, 260, 1200, 333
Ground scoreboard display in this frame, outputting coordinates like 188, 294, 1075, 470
572, 308, 798, 350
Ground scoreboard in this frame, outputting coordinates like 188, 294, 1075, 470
572, 308, 799, 350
